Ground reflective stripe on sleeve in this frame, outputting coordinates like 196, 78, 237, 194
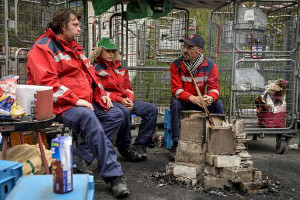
181, 76, 207, 82
98, 71, 110, 76
53, 85, 69, 102
54, 53, 71, 62
98, 83, 104, 90
114, 69, 125, 76
126, 89, 134, 94
208, 89, 220, 95
175, 89, 184, 98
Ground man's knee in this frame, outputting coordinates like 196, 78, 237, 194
210, 99, 224, 114
109, 107, 125, 121
170, 98, 184, 112
148, 104, 158, 116
81, 108, 98, 121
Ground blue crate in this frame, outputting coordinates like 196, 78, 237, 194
0, 160, 23, 200
6, 174, 94, 200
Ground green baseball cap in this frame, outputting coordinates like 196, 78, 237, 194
97, 37, 117, 50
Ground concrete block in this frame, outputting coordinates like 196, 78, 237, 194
214, 155, 241, 168
238, 151, 251, 160
239, 181, 268, 194
206, 114, 226, 142
232, 119, 245, 136
204, 176, 233, 189
205, 165, 220, 176
236, 143, 246, 152
241, 160, 254, 168
180, 113, 205, 143
207, 127, 237, 155
205, 152, 215, 165
173, 162, 205, 179
220, 167, 252, 182
176, 141, 206, 165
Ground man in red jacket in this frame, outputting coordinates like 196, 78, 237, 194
26, 8, 128, 197
169, 34, 224, 161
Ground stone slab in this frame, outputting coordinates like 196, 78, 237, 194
214, 155, 241, 168
203, 176, 233, 189
205, 152, 215, 166
207, 127, 237, 155
180, 114, 205, 143
173, 162, 205, 179
176, 141, 206, 165
220, 167, 253, 182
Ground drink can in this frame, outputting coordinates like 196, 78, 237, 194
158, 136, 163, 148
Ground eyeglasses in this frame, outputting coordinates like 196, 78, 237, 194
182, 44, 199, 51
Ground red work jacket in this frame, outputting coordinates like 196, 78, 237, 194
170, 57, 220, 102
27, 28, 108, 115
93, 57, 134, 103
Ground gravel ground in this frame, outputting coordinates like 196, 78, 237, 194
93, 132, 300, 200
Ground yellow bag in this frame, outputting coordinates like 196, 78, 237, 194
10, 100, 26, 119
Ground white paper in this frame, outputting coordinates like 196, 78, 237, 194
244, 9, 255, 21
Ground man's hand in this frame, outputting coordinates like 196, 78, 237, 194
101, 96, 113, 108
121, 98, 133, 107
121, 98, 133, 111
75, 99, 94, 111
203, 95, 213, 106
188, 95, 202, 107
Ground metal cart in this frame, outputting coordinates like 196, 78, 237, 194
208, 0, 300, 153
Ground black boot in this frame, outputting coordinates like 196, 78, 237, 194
88, 159, 98, 171
108, 176, 129, 198
134, 144, 147, 161
168, 141, 178, 161
73, 154, 94, 175
118, 145, 142, 162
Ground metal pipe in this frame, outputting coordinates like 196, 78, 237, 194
230, 1, 238, 123
15, 48, 29, 83
109, 13, 122, 38
91, 17, 97, 47
4, 0, 9, 76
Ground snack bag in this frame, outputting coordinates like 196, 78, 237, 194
0, 75, 19, 99
11, 100, 26, 119
0, 95, 14, 118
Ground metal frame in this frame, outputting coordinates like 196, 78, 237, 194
208, 0, 300, 153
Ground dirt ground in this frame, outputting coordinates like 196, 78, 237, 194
93, 132, 300, 200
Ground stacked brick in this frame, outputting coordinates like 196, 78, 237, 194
166, 111, 268, 194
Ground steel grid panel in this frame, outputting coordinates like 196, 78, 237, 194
209, 0, 299, 132
1, 0, 88, 78
97, 7, 190, 114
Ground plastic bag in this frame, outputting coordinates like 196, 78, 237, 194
0, 75, 19, 99
255, 79, 288, 128
1, 143, 52, 175
0, 95, 26, 119
0, 95, 14, 118
11, 100, 26, 119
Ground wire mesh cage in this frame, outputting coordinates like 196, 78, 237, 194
209, 0, 299, 133
0, 0, 88, 81
92, 5, 192, 115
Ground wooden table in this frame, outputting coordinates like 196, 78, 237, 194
0, 116, 55, 174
